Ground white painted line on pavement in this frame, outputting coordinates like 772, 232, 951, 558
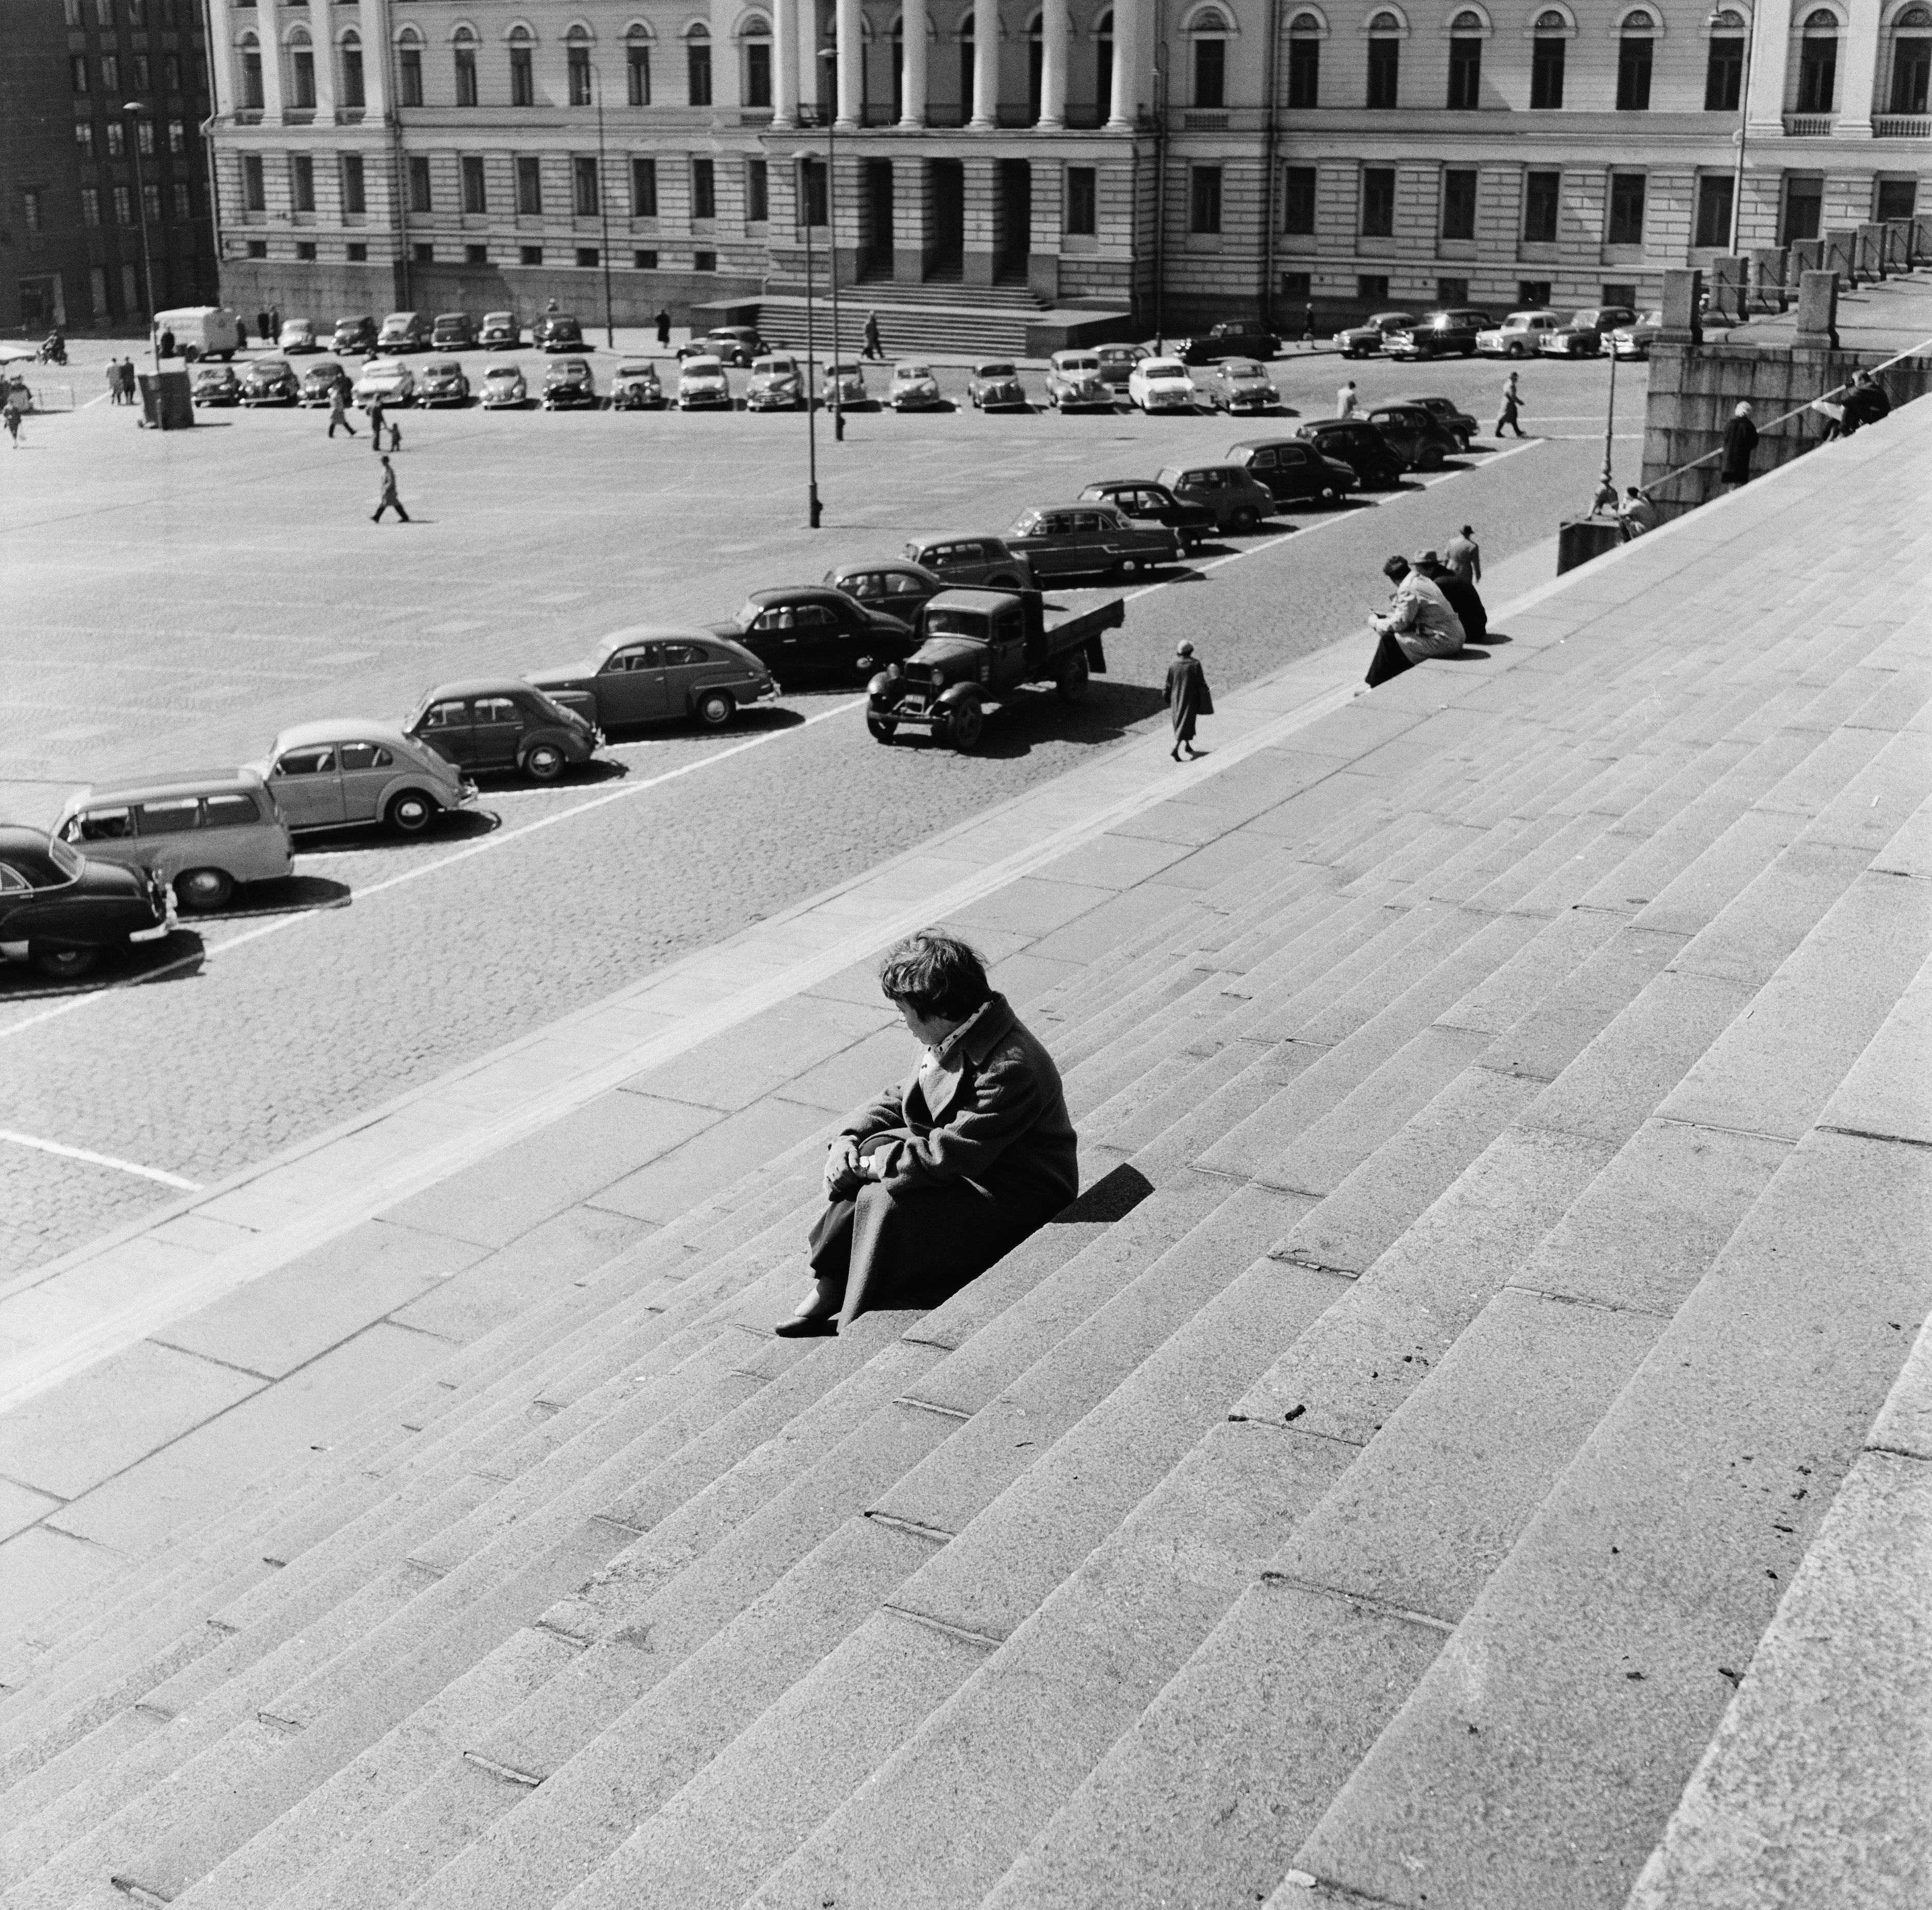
0, 1129, 201, 1191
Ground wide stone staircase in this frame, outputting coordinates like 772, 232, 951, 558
0, 417, 1927, 1908
753, 280, 1125, 359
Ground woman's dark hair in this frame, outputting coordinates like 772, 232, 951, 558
878, 930, 990, 1023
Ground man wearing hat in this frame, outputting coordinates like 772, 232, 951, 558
1412, 548, 1487, 643
1365, 554, 1464, 687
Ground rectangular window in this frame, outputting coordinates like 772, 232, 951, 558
101, 53, 120, 92
1447, 34, 1481, 108
23, 191, 43, 234
245, 238, 266, 257
242, 49, 264, 108
172, 181, 191, 220
1437, 275, 1469, 305
462, 154, 486, 213
801, 156, 827, 225
1190, 164, 1222, 234
694, 248, 716, 270
1891, 36, 1930, 113
1694, 173, 1733, 248
90, 264, 107, 314
1797, 33, 1836, 113
1280, 270, 1311, 303
64, 0, 81, 23
1366, 36, 1398, 109
1705, 33, 1743, 110
168, 119, 186, 153
1282, 164, 1315, 233
413, 241, 434, 262
82, 184, 102, 225
1361, 165, 1395, 238
631, 155, 658, 216
576, 246, 599, 266
1530, 34, 1565, 109
466, 242, 487, 261
106, 120, 126, 156
75, 120, 95, 156
341, 47, 364, 108
634, 247, 657, 266
1876, 177, 1918, 222
408, 154, 431, 213
688, 39, 712, 105
627, 43, 651, 103
1517, 276, 1550, 306
1193, 37, 1224, 108
399, 46, 423, 106
510, 45, 534, 105
574, 155, 600, 216
1441, 167, 1477, 241
129, 0, 145, 22
1608, 171, 1646, 245
569, 45, 592, 105
137, 119, 155, 155
72, 54, 90, 93
1066, 164, 1097, 235
746, 156, 767, 222
347, 239, 367, 259
291, 48, 315, 108
1616, 34, 1652, 109
454, 46, 477, 106
165, 52, 182, 91
520, 243, 542, 262
1357, 273, 1389, 302
745, 39, 771, 106
289, 154, 314, 213
1523, 168, 1559, 242
143, 182, 162, 223
295, 240, 316, 260
341, 151, 365, 213
242, 152, 264, 210
691, 156, 715, 219
114, 183, 133, 223
133, 54, 151, 90
517, 154, 542, 214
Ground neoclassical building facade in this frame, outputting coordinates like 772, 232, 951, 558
203, 0, 1929, 331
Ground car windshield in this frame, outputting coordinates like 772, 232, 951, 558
1144, 360, 1187, 378
829, 361, 862, 376
427, 362, 458, 377
923, 608, 990, 639
1061, 357, 1100, 373
895, 365, 933, 379
977, 363, 1016, 378
753, 359, 796, 376
256, 360, 289, 374
486, 367, 518, 380
684, 358, 724, 374
616, 364, 652, 377
1222, 361, 1263, 378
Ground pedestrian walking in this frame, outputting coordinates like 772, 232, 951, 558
1495, 372, 1525, 437
1365, 554, 1465, 688
1337, 378, 1359, 419
1165, 641, 1213, 760
1444, 523, 1481, 583
366, 396, 385, 451
1719, 400, 1758, 487
1302, 304, 1316, 343
863, 311, 884, 362
105, 361, 123, 406
655, 307, 672, 348
372, 454, 410, 523
269, 304, 282, 339
256, 309, 271, 344
4, 398, 22, 449
120, 359, 137, 404
327, 381, 357, 437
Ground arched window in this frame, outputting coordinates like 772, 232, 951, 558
741, 12, 772, 108
1366, 10, 1400, 108
1797, 7, 1839, 114
1447, 7, 1482, 105
1191, 7, 1229, 108
566, 23, 593, 103
624, 20, 652, 101
1889, 3, 1931, 113
1287, 9, 1320, 105
687, 20, 712, 106
451, 23, 479, 104
1531, 8, 1567, 107
1617, 8, 1653, 108
339, 26, 364, 108
395, 23, 424, 103
1705, 7, 1744, 108
287, 23, 316, 108
238, 28, 265, 109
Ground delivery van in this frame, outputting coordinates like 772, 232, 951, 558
153, 306, 244, 362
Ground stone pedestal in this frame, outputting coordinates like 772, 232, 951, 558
1659, 268, 1702, 348
1855, 223, 1887, 279
1557, 517, 1622, 573
1708, 255, 1746, 322
1750, 248, 1789, 314
1794, 269, 1839, 350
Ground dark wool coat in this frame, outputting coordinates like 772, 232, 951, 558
1423, 564, 1488, 643
1165, 656, 1214, 742
1720, 413, 1759, 482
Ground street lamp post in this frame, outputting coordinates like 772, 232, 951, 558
122, 102, 160, 370
591, 63, 615, 348
823, 75, 843, 442
1592, 338, 1622, 515
793, 148, 822, 528
1726, 5, 1756, 260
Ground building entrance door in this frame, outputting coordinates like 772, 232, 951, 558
861, 161, 894, 279
929, 160, 964, 280
996, 160, 1030, 283
17, 275, 65, 329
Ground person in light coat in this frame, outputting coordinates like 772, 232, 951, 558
1365, 554, 1465, 687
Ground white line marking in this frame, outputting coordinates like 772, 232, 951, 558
0, 1129, 201, 1190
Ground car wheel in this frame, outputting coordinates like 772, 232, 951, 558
947, 698, 985, 751
867, 717, 898, 743
1422, 446, 1446, 470
1117, 557, 1141, 580
31, 944, 97, 980
1231, 506, 1261, 533
1056, 653, 1090, 704
695, 690, 736, 729
522, 743, 566, 782
174, 867, 234, 912
387, 791, 437, 835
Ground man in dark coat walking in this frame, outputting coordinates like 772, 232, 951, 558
1720, 401, 1758, 486
862, 310, 884, 361
781, 931, 1078, 1336
371, 454, 410, 522
655, 308, 672, 348
366, 395, 385, 451
1165, 641, 1213, 760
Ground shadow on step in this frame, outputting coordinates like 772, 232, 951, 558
1054, 1162, 1156, 1225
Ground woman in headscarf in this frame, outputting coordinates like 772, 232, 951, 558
1164, 641, 1213, 761
1720, 400, 1758, 487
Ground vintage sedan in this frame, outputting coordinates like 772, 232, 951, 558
1385, 309, 1490, 359
416, 359, 472, 407
1477, 310, 1562, 357
298, 359, 345, 406
405, 680, 602, 781
1609, 309, 1664, 359
1127, 357, 1197, 413
611, 362, 666, 409
899, 536, 1033, 589
431, 311, 477, 350
541, 358, 598, 409
1094, 343, 1150, 388
480, 311, 521, 349
1076, 480, 1216, 553
712, 588, 916, 688
527, 628, 775, 730
966, 361, 1029, 410
276, 317, 320, 354
1401, 393, 1481, 449
534, 312, 587, 353
1223, 439, 1358, 505
888, 362, 945, 411
1177, 321, 1281, 365
677, 355, 733, 410
55, 769, 292, 913
378, 310, 432, 352
1364, 403, 1461, 469
1003, 504, 1179, 581
821, 558, 949, 619
191, 363, 240, 407
1152, 463, 1277, 533
249, 722, 477, 836
823, 359, 871, 409
1540, 305, 1638, 358
355, 357, 415, 407
239, 357, 300, 406
745, 355, 806, 411
678, 325, 767, 366
1292, 418, 1408, 487
1046, 351, 1114, 411
331, 313, 378, 356
0, 826, 175, 980
480, 364, 530, 409
1202, 358, 1280, 414
1333, 310, 1421, 359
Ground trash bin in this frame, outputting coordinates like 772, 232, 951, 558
136, 369, 196, 430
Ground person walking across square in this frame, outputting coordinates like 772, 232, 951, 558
372, 454, 410, 523
1444, 523, 1481, 583
1496, 371, 1525, 437
863, 310, 884, 362
656, 308, 672, 348
1165, 641, 1213, 760
327, 378, 357, 437
366, 395, 385, 451
4, 398, 22, 449
1337, 378, 1359, 419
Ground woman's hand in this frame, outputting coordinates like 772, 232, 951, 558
824, 1137, 865, 1198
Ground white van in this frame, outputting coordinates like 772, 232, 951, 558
153, 306, 244, 362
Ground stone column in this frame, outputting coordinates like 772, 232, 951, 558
1037, 0, 1068, 126
312, 23, 338, 121
1837, 0, 1879, 132
772, 0, 799, 125
836, 0, 863, 127
1745, 0, 1792, 135
261, 23, 285, 122
894, 156, 932, 279
1107, 0, 1136, 129
899, 0, 928, 126
970, 0, 999, 129
361, 0, 390, 119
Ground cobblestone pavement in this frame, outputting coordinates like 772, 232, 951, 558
0, 342, 1640, 1272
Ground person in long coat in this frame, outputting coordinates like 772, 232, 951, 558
1720, 401, 1758, 485
1165, 640, 1213, 760
780, 932, 1079, 1336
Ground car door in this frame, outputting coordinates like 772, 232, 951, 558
1274, 443, 1316, 498
268, 745, 347, 828
336, 742, 403, 821
1031, 513, 1079, 580
413, 698, 473, 765
468, 696, 525, 770
788, 602, 845, 674
657, 641, 712, 713
0, 862, 31, 943
599, 642, 668, 723
130, 796, 202, 880
1074, 509, 1117, 572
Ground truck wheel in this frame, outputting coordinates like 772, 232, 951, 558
948, 700, 985, 751
867, 717, 898, 743
1056, 654, 1090, 704
174, 868, 234, 912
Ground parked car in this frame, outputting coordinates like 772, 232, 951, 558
354, 357, 415, 407
54, 769, 292, 913
1045, 351, 1115, 411
679, 325, 766, 366
331, 313, 378, 356
1541, 305, 1638, 358
191, 363, 239, 407
404, 680, 602, 782
416, 359, 471, 407
677, 355, 732, 410
711, 587, 917, 687
1223, 439, 1359, 505
1003, 504, 1179, 581
1477, 310, 1562, 357
1094, 343, 1150, 388
298, 359, 346, 406
276, 318, 320, 354
821, 559, 950, 620
1292, 417, 1408, 487
1076, 479, 1217, 553
0, 826, 175, 979
480, 311, 521, 349
431, 311, 478, 350
1385, 309, 1490, 359
745, 355, 805, 411
534, 311, 587, 352
1333, 310, 1421, 359
900, 536, 1033, 589
542, 358, 598, 409
966, 361, 1028, 410
239, 358, 299, 406
889, 362, 945, 411
481, 364, 530, 409
1364, 402, 1461, 469
1401, 394, 1481, 449
526, 628, 776, 730
1202, 358, 1281, 414
823, 359, 871, 409
1152, 462, 1278, 533
611, 361, 666, 409
1127, 357, 1197, 413
1609, 309, 1664, 359
1177, 321, 1281, 365
251, 723, 475, 836
377, 310, 432, 353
